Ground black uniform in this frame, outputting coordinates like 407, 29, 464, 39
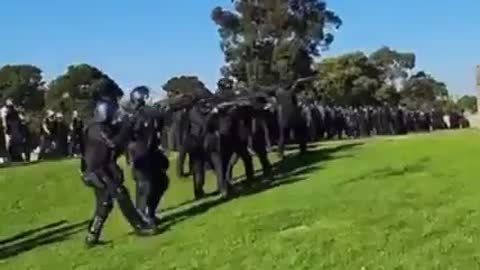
127, 105, 169, 222
275, 87, 307, 159
39, 116, 56, 160
55, 118, 69, 157
69, 117, 84, 156
250, 102, 273, 179
0, 112, 8, 160
5, 106, 24, 162
81, 100, 156, 246
183, 104, 209, 199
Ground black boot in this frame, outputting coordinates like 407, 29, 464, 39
85, 216, 105, 248
134, 222, 158, 236
145, 207, 162, 225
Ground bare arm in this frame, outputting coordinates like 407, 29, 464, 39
42, 120, 50, 135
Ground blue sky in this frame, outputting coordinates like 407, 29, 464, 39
0, 0, 478, 97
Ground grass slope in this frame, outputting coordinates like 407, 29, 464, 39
0, 130, 479, 269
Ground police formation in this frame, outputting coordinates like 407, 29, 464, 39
0, 78, 470, 246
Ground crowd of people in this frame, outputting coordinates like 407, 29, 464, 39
0, 100, 84, 164
0, 100, 470, 165
0, 79, 473, 247
297, 103, 470, 142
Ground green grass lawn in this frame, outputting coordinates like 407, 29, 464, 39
1, 129, 480, 269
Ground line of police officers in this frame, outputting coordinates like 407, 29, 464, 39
79, 78, 471, 246
0, 78, 471, 246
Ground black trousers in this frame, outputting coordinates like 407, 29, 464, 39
277, 121, 307, 159
226, 143, 255, 183
8, 139, 24, 162
252, 139, 272, 178
69, 137, 82, 156
130, 149, 170, 218
85, 162, 147, 237
209, 150, 233, 197
190, 146, 206, 199
133, 170, 169, 217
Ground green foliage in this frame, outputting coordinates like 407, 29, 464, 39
162, 75, 212, 98
46, 64, 123, 118
212, 0, 341, 87
314, 52, 384, 105
400, 71, 449, 110
313, 48, 451, 109
433, 97, 459, 113
370, 46, 415, 85
0, 65, 45, 111
457, 95, 477, 113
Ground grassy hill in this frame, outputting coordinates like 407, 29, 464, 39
0, 130, 479, 269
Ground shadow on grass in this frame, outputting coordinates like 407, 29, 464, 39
0, 220, 88, 260
338, 157, 431, 187
157, 142, 362, 232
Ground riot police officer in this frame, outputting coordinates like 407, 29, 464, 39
81, 95, 156, 247
127, 86, 169, 223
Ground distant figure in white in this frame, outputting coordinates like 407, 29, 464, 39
0, 105, 8, 164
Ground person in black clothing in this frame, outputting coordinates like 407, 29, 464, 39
4, 99, 24, 162
39, 110, 57, 160
81, 96, 156, 247
18, 112, 31, 162
249, 96, 273, 179
125, 86, 170, 223
183, 100, 210, 199
55, 113, 69, 157
69, 110, 84, 157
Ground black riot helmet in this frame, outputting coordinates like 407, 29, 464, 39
130, 86, 150, 108
93, 99, 119, 124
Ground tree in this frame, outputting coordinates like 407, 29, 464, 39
212, 0, 341, 87
0, 64, 45, 111
400, 71, 449, 110
46, 64, 123, 118
162, 75, 212, 98
369, 46, 415, 88
457, 95, 477, 113
314, 52, 384, 105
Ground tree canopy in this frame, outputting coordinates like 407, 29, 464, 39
0, 65, 45, 111
46, 64, 123, 117
162, 75, 212, 98
457, 95, 477, 113
369, 46, 416, 87
212, 0, 341, 87
400, 71, 449, 110
314, 52, 384, 106
311, 48, 456, 110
